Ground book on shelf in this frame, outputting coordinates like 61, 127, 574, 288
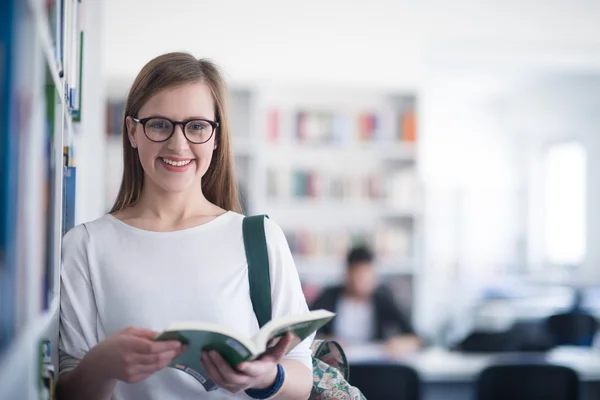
105, 100, 126, 136
62, 165, 76, 235
44, 0, 84, 117
400, 109, 417, 142
384, 167, 419, 211
267, 108, 279, 142
291, 106, 417, 146
0, 0, 15, 350
285, 226, 413, 262
154, 309, 335, 390
268, 167, 414, 205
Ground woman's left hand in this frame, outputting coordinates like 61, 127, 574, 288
201, 332, 293, 394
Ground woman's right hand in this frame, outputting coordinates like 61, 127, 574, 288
86, 326, 183, 384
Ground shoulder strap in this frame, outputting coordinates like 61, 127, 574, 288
242, 215, 272, 328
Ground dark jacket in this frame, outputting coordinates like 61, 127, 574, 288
310, 285, 415, 341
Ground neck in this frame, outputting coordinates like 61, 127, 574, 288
136, 182, 214, 223
344, 288, 370, 303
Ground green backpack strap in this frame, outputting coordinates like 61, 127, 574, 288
242, 215, 272, 328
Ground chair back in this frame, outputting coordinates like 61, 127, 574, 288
475, 363, 579, 400
546, 312, 599, 347
349, 363, 421, 400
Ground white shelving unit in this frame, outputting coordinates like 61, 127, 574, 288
237, 85, 422, 282
0, 0, 85, 398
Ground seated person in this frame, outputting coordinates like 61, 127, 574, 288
310, 245, 421, 356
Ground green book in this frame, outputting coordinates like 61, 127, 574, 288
155, 309, 335, 390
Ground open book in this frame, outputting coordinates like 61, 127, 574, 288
155, 309, 335, 390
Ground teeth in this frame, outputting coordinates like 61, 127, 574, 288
161, 158, 192, 167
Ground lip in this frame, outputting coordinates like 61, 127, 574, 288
158, 157, 195, 172
159, 156, 195, 162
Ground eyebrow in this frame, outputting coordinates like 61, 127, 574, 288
139, 114, 215, 121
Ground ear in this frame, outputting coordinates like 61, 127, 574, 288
126, 116, 138, 148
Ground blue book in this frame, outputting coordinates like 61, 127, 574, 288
63, 166, 76, 235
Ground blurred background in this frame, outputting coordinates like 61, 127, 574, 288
2, 0, 600, 399
98, 0, 600, 345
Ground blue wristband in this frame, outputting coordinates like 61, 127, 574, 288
245, 363, 285, 399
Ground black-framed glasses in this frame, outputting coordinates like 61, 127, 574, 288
132, 116, 219, 144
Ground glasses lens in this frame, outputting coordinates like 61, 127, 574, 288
185, 120, 214, 143
145, 118, 173, 141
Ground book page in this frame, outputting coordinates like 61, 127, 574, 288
254, 310, 335, 354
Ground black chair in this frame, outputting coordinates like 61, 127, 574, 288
475, 364, 580, 400
546, 312, 599, 347
454, 331, 522, 353
349, 363, 421, 400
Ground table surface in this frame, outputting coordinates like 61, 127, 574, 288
345, 344, 600, 382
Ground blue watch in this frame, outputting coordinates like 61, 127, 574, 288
245, 363, 285, 399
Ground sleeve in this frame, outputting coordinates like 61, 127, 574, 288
309, 287, 337, 336
58, 224, 99, 376
378, 286, 416, 335
263, 218, 314, 371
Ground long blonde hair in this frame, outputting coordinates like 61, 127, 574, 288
110, 52, 241, 214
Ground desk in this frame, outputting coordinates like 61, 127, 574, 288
346, 345, 600, 400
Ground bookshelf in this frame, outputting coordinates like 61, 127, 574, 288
105, 84, 423, 297
0, 0, 85, 399
251, 86, 422, 282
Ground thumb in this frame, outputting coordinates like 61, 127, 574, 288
261, 333, 293, 362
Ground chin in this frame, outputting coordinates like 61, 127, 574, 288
157, 181, 198, 194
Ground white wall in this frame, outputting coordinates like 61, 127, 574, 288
101, 0, 600, 90
513, 75, 600, 281
414, 67, 527, 337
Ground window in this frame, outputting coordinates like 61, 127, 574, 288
544, 141, 586, 266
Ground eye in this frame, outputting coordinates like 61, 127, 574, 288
188, 121, 210, 131
148, 119, 170, 130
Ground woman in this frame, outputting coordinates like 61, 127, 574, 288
56, 52, 313, 399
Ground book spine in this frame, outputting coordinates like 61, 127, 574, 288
62, 166, 76, 235
0, 0, 18, 350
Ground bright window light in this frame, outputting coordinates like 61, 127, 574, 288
544, 142, 586, 266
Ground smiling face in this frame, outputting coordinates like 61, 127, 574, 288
125, 82, 216, 195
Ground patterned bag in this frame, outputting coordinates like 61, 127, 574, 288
310, 340, 366, 399
242, 215, 367, 400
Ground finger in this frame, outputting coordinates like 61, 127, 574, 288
237, 359, 271, 377
129, 336, 181, 355
133, 349, 180, 366
127, 327, 161, 340
202, 351, 226, 386
208, 350, 249, 386
150, 340, 182, 353
261, 333, 293, 362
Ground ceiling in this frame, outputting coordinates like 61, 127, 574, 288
101, 0, 600, 92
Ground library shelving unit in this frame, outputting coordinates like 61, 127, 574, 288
0, 0, 83, 398
106, 82, 422, 316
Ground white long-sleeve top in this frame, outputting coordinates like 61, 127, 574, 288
58, 211, 313, 399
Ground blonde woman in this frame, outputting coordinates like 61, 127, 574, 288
56, 53, 313, 400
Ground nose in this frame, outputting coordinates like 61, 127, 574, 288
166, 123, 190, 152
